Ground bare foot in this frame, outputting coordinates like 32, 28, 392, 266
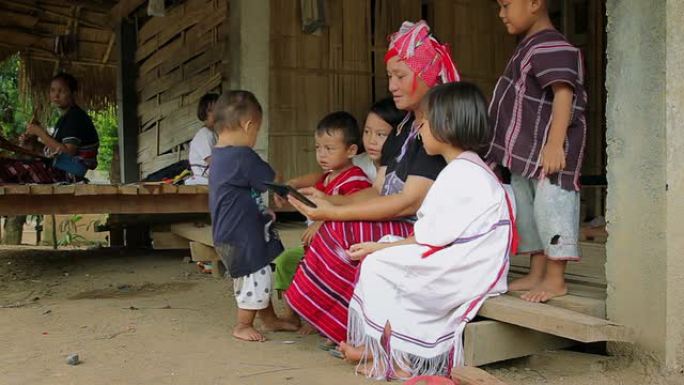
261, 318, 300, 332
338, 342, 369, 363
297, 322, 317, 335
520, 280, 568, 303
508, 274, 543, 291
233, 323, 266, 342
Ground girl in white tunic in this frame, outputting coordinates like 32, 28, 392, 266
340, 82, 517, 380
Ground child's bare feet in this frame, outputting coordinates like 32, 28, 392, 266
262, 318, 299, 332
338, 342, 368, 362
520, 259, 568, 303
521, 279, 567, 302
509, 253, 546, 291
233, 323, 266, 342
297, 322, 316, 335
508, 274, 543, 291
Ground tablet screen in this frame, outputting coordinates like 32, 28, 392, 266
264, 182, 317, 208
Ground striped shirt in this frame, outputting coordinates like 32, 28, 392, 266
486, 29, 587, 191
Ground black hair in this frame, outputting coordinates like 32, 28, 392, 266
315, 111, 360, 147
51, 72, 78, 94
369, 97, 405, 129
196, 93, 219, 121
214, 90, 263, 132
422, 82, 491, 152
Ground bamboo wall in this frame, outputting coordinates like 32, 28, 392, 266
430, 0, 516, 98
269, 0, 372, 181
134, 0, 228, 178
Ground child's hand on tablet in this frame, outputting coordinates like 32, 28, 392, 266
288, 195, 328, 220
297, 187, 326, 200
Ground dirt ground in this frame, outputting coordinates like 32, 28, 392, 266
0, 243, 681, 385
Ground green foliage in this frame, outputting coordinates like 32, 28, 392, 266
0, 55, 32, 139
89, 106, 118, 172
57, 214, 104, 247
0, 55, 119, 172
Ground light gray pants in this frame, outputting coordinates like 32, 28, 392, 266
510, 174, 581, 261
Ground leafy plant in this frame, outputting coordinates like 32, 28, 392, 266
57, 214, 104, 247
89, 106, 118, 173
0, 55, 32, 139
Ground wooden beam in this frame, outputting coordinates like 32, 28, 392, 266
150, 231, 190, 249
478, 295, 631, 343
0, 194, 208, 215
115, 19, 140, 183
463, 320, 575, 367
506, 291, 606, 318
169, 222, 213, 246
189, 241, 217, 261
2, 0, 107, 29
452, 367, 508, 385
110, 0, 147, 24
189, 241, 225, 278
101, 31, 116, 64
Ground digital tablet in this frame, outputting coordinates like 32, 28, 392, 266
264, 182, 318, 208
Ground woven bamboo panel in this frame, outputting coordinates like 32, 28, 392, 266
269, 0, 372, 181
372, 0, 421, 99
134, 0, 228, 178
431, 0, 516, 97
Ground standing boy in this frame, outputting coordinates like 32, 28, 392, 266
209, 90, 297, 341
487, 0, 588, 302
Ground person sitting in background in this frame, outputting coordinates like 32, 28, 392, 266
0, 72, 99, 183
186, 93, 219, 185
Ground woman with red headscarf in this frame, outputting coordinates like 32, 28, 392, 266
286, 20, 460, 346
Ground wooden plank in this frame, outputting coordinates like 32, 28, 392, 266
463, 320, 575, 367
189, 241, 218, 261
116, 19, 141, 183
53, 185, 76, 195
109, 0, 146, 24
0, 194, 208, 215
189, 241, 224, 278
118, 185, 140, 195
452, 366, 508, 385
2, 185, 30, 195
29, 185, 54, 195
169, 222, 213, 246
151, 231, 190, 250
506, 292, 606, 319
478, 295, 630, 343
74, 184, 119, 196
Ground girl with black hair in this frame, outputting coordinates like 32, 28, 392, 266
0, 72, 99, 183
338, 82, 516, 380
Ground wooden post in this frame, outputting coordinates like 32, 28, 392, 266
115, 19, 139, 184
2, 216, 25, 245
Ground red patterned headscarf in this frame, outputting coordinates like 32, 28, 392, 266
384, 20, 460, 90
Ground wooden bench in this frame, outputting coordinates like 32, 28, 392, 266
0, 183, 208, 215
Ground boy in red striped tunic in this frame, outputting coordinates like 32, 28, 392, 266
274, 111, 371, 332
486, 0, 588, 302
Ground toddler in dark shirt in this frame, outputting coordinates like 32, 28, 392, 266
209, 90, 298, 341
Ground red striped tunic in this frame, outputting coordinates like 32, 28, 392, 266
285, 219, 413, 343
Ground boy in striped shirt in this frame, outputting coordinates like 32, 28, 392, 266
486, 0, 588, 302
